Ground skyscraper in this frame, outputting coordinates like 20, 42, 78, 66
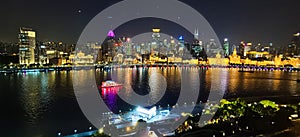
206, 39, 222, 57
18, 27, 36, 65
151, 28, 161, 50
244, 42, 252, 56
223, 38, 230, 57
101, 30, 116, 63
292, 32, 300, 56
194, 28, 199, 40
238, 41, 245, 57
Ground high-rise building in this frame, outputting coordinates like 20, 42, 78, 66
292, 32, 300, 55
194, 28, 199, 40
238, 41, 245, 57
223, 38, 230, 57
124, 38, 132, 56
191, 30, 203, 58
170, 36, 176, 51
178, 36, 185, 57
18, 27, 36, 65
293, 32, 300, 46
244, 42, 252, 56
151, 28, 161, 50
101, 30, 117, 63
206, 39, 222, 57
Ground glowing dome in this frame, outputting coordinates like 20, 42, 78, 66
107, 30, 115, 37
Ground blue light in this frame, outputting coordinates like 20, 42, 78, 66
178, 36, 184, 41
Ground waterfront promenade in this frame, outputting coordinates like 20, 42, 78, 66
1, 64, 300, 74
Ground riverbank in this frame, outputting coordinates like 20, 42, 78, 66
177, 98, 300, 137
65, 97, 300, 137
1, 64, 300, 74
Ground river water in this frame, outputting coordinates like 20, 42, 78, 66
1, 68, 299, 137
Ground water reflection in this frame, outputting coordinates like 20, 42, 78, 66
19, 73, 54, 126
1, 68, 300, 136
95, 68, 300, 111
101, 87, 120, 110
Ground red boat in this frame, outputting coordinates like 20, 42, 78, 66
101, 80, 122, 88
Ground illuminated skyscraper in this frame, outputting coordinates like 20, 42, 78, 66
292, 32, 300, 55
244, 42, 252, 56
18, 27, 36, 65
194, 28, 199, 40
124, 38, 132, 56
206, 39, 222, 57
152, 28, 161, 41
170, 36, 176, 51
238, 41, 245, 57
178, 36, 185, 57
223, 38, 230, 57
151, 28, 161, 50
101, 30, 116, 63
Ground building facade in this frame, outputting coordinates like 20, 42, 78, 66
18, 27, 36, 65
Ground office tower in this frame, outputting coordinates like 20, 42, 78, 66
194, 28, 199, 40
223, 38, 230, 57
292, 32, 300, 55
238, 41, 245, 57
101, 30, 116, 63
151, 28, 161, 50
18, 27, 36, 65
244, 43, 252, 56
206, 39, 221, 57
125, 38, 132, 56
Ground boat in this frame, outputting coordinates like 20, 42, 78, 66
101, 80, 122, 88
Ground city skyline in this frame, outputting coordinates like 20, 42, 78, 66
0, 0, 300, 47
1, 1, 300, 136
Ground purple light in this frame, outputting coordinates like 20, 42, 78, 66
107, 30, 115, 37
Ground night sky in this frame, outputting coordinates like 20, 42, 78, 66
1, 0, 300, 47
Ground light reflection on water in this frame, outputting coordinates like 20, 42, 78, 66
0, 68, 299, 137
19, 73, 54, 126
97, 68, 300, 113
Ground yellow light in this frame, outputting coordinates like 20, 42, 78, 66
152, 28, 160, 33
98, 128, 104, 134
27, 31, 36, 37
46, 50, 55, 54
126, 127, 131, 132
